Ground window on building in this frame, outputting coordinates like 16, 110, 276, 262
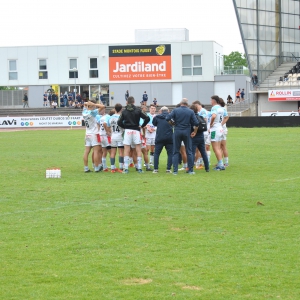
89, 58, 98, 78
69, 59, 78, 78
9, 60, 18, 80
39, 59, 48, 79
182, 55, 202, 76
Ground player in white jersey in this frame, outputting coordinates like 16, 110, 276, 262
82, 100, 105, 172
96, 108, 111, 171
107, 103, 124, 173
146, 104, 157, 165
209, 95, 225, 171
139, 115, 153, 171
219, 98, 230, 167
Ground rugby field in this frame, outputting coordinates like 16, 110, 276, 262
0, 128, 299, 299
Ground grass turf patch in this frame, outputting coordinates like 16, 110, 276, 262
0, 128, 300, 299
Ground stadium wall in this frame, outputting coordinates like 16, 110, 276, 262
227, 116, 300, 127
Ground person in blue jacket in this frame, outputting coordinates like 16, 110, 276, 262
165, 98, 199, 175
152, 106, 173, 173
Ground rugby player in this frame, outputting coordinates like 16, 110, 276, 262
97, 107, 111, 171
219, 98, 229, 167
82, 100, 105, 172
146, 104, 157, 166
107, 104, 124, 173
209, 95, 225, 171
117, 96, 150, 173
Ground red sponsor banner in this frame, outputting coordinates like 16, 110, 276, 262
109, 44, 171, 81
109, 56, 171, 81
268, 89, 300, 101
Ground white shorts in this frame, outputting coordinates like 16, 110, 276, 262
132, 136, 146, 149
111, 138, 124, 148
100, 135, 111, 148
204, 132, 211, 145
123, 129, 141, 145
222, 128, 228, 141
85, 134, 101, 147
210, 128, 224, 142
146, 138, 155, 146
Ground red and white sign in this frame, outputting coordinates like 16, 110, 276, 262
109, 44, 172, 81
268, 89, 300, 101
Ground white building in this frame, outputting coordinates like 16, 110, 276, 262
0, 29, 249, 108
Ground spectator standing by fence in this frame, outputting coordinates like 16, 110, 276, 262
252, 74, 258, 89
241, 88, 245, 101
125, 90, 129, 101
43, 91, 48, 106
23, 93, 29, 108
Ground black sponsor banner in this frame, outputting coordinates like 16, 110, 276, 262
109, 44, 171, 57
227, 116, 300, 127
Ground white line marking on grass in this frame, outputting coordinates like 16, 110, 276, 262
275, 177, 300, 182
0, 192, 222, 216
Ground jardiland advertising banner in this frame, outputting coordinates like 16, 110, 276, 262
0, 116, 83, 128
268, 89, 300, 101
109, 44, 171, 81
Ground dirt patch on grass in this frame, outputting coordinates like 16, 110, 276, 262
182, 285, 202, 291
122, 278, 152, 285
171, 227, 181, 232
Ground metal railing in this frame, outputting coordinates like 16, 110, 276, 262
255, 79, 300, 91
227, 98, 250, 112
217, 66, 249, 75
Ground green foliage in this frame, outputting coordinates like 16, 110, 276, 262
1, 128, 300, 299
224, 51, 247, 68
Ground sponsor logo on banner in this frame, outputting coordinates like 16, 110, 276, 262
261, 111, 299, 116
0, 119, 17, 126
109, 44, 171, 81
268, 89, 300, 101
0, 116, 84, 128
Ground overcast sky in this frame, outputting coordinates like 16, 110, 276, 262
1, 0, 244, 55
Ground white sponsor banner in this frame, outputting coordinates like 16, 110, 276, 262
268, 89, 300, 101
0, 115, 83, 128
261, 111, 300, 116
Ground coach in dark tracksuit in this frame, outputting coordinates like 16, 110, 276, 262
152, 106, 173, 172
165, 99, 199, 174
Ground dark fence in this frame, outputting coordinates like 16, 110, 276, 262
227, 116, 300, 127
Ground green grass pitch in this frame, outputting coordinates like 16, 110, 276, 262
0, 127, 300, 299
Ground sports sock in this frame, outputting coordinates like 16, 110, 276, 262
218, 159, 224, 167
84, 166, 89, 172
129, 157, 133, 164
199, 158, 203, 165
124, 156, 129, 170
207, 151, 211, 163
137, 157, 142, 170
183, 163, 187, 168
224, 157, 229, 164
119, 157, 124, 169
102, 158, 107, 169
110, 158, 115, 167
150, 152, 154, 163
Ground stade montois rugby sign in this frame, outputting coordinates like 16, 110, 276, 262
109, 44, 171, 81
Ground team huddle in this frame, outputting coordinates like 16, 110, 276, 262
82, 95, 229, 174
